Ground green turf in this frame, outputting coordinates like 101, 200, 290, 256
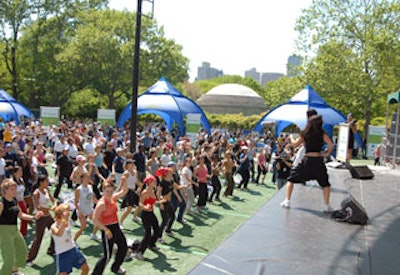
15, 175, 277, 275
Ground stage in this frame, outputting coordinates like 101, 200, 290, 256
190, 165, 400, 275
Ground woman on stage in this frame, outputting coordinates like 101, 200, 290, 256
280, 115, 334, 212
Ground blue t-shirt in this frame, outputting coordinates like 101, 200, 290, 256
239, 153, 250, 171
113, 156, 125, 173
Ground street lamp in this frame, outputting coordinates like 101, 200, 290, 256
130, 0, 154, 153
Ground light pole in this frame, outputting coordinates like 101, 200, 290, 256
130, 0, 154, 153
130, 0, 142, 153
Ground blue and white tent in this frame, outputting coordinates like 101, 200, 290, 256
118, 77, 210, 135
254, 85, 346, 137
0, 89, 34, 124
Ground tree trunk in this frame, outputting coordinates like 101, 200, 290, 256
108, 92, 115, 109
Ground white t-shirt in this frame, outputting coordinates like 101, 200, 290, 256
160, 154, 171, 167
52, 224, 75, 255
0, 158, 5, 176
181, 166, 192, 187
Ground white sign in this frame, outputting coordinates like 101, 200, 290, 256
186, 113, 201, 146
40, 106, 60, 126
97, 109, 115, 125
367, 125, 385, 157
336, 123, 349, 162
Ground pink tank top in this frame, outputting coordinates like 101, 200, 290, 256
197, 165, 208, 183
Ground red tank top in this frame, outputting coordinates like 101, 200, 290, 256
143, 196, 157, 210
197, 165, 208, 183
100, 197, 118, 225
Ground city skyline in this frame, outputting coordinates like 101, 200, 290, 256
108, 0, 312, 81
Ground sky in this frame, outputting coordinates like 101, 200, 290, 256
108, 0, 313, 81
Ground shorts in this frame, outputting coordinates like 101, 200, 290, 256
287, 157, 330, 187
121, 189, 139, 208
56, 247, 86, 273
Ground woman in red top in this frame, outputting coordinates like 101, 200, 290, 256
194, 155, 210, 211
92, 176, 128, 275
135, 175, 165, 260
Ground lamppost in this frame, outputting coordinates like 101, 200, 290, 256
130, 0, 154, 153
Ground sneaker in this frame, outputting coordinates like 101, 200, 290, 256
13, 271, 24, 275
165, 231, 175, 237
176, 219, 186, 224
149, 245, 160, 251
135, 252, 144, 260
280, 199, 290, 208
132, 216, 141, 223
157, 238, 165, 243
119, 224, 124, 230
26, 261, 33, 267
90, 233, 100, 241
70, 220, 78, 227
323, 205, 334, 213
112, 267, 126, 274
124, 252, 135, 261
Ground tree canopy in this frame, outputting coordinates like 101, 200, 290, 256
0, 2, 189, 116
295, 0, 400, 136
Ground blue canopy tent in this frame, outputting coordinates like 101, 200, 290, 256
0, 89, 34, 124
118, 77, 211, 135
255, 85, 346, 136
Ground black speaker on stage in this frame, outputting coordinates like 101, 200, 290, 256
349, 165, 374, 179
340, 195, 369, 224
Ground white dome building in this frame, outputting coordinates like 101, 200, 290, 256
196, 83, 266, 116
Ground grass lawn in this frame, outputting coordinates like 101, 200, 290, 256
14, 173, 277, 275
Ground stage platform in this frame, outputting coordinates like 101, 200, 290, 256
190, 165, 400, 275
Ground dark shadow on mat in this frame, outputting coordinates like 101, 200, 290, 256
175, 223, 194, 237
80, 243, 103, 257
167, 237, 209, 254
230, 195, 247, 203
142, 249, 178, 273
28, 258, 57, 275
217, 201, 234, 211
295, 207, 330, 218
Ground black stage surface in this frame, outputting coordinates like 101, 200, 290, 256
190, 165, 400, 275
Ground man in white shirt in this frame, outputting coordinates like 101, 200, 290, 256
83, 136, 95, 155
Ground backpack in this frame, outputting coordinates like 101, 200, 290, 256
331, 195, 369, 225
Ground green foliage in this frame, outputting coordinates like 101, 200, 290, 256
207, 113, 262, 130
1, 4, 189, 116
295, 0, 400, 138
64, 88, 107, 119
264, 76, 304, 108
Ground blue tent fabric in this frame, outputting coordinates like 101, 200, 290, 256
0, 89, 34, 124
254, 84, 349, 137
118, 77, 210, 135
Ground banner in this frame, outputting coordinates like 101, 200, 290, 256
97, 109, 115, 126
336, 123, 349, 162
367, 125, 385, 157
186, 113, 201, 145
40, 106, 60, 126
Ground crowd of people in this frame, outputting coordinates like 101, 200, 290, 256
0, 113, 337, 275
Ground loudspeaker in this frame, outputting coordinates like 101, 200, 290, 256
340, 195, 369, 224
349, 165, 374, 179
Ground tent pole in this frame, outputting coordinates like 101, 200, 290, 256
385, 101, 389, 164
130, 0, 142, 153
392, 103, 400, 168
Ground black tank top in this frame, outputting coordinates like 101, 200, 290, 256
159, 179, 174, 196
0, 197, 19, 225
303, 132, 324, 153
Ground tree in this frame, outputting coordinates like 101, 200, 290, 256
57, 9, 189, 109
0, 0, 31, 100
264, 76, 304, 108
295, 0, 400, 138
